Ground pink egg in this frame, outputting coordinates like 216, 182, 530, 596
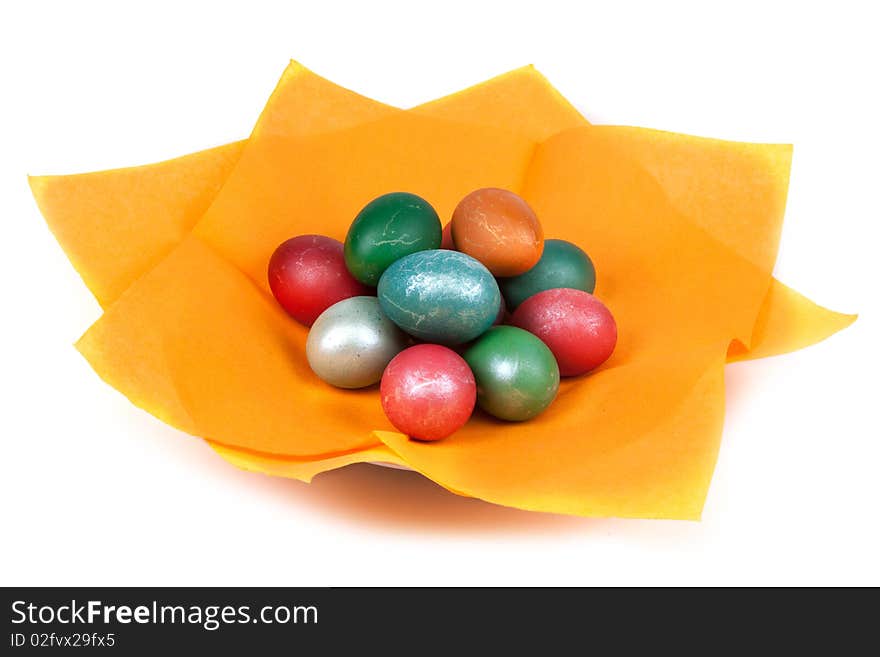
511, 288, 617, 376
268, 235, 370, 326
380, 344, 476, 441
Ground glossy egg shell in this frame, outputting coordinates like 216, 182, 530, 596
451, 187, 544, 277
463, 325, 559, 421
378, 250, 501, 345
268, 235, 371, 326
380, 344, 476, 441
306, 296, 409, 389
512, 288, 617, 376
344, 192, 441, 286
499, 238, 596, 310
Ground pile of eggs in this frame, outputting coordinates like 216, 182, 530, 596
268, 189, 617, 441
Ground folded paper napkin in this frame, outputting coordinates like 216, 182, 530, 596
31, 62, 855, 519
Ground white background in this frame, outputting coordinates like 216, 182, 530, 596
1, 1, 877, 586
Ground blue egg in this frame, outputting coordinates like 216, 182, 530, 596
378, 250, 501, 345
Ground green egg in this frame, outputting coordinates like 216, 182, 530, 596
498, 239, 596, 310
344, 192, 442, 286
463, 326, 560, 421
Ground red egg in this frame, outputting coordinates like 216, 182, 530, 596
440, 222, 456, 250
268, 235, 371, 326
511, 288, 617, 376
380, 344, 476, 441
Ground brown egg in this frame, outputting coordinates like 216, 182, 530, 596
451, 188, 544, 276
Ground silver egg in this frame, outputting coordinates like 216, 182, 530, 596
306, 296, 409, 389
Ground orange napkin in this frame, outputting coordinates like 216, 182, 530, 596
31, 62, 854, 518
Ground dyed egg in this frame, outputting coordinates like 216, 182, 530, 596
306, 296, 409, 388
440, 222, 455, 250
511, 288, 617, 376
344, 192, 441, 286
463, 326, 559, 421
378, 250, 501, 345
380, 344, 476, 441
499, 239, 596, 310
451, 188, 544, 277
268, 235, 371, 326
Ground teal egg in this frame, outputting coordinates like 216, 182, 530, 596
378, 250, 501, 345
344, 192, 442, 286
499, 239, 596, 310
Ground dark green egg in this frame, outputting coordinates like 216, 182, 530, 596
344, 192, 442, 286
463, 326, 560, 421
498, 239, 596, 310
